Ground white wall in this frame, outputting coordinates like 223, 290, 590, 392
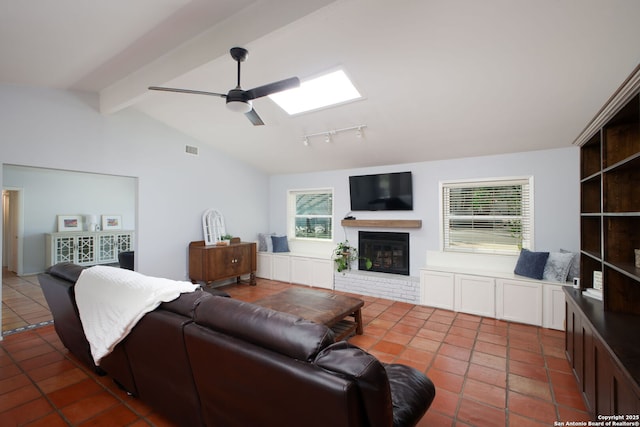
3, 165, 137, 274
0, 84, 270, 281
269, 146, 580, 277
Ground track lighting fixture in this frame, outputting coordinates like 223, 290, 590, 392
301, 124, 367, 146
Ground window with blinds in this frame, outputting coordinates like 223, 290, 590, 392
441, 177, 533, 254
288, 189, 333, 240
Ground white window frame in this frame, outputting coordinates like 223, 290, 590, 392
439, 176, 534, 255
287, 188, 334, 241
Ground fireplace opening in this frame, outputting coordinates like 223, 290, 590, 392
358, 231, 409, 275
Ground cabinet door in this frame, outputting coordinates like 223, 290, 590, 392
232, 245, 252, 276
454, 274, 495, 317
310, 259, 333, 289
53, 236, 75, 264
76, 235, 96, 265
256, 253, 272, 279
420, 270, 455, 310
290, 257, 311, 286
612, 361, 640, 415
543, 284, 567, 330
98, 234, 117, 263
211, 246, 239, 277
272, 255, 291, 282
115, 232, 133, 252
496, 279, 542, 326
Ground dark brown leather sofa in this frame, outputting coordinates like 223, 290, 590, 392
38, 262, 436, 427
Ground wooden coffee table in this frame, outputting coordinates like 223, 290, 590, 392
254, 288, 364, 341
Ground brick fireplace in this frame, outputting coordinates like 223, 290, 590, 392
334, 230, 419, 303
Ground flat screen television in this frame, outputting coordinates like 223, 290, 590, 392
349, 171, 413, 211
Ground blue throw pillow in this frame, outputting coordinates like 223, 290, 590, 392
514, 249, 549, 280
271, 235, 290, 253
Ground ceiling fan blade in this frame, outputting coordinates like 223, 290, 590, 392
244, 108, 264, 126
244, 77, 300, 100
148, 86, 226, 98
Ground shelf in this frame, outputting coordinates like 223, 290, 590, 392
580, 216, 601, 255
581, 176, 601, 213
604, 216, 640, 266
603, 261, 640, 282
581, 132, 601, 179
604, 267, 640, 314
603, 93, 639, 167
603, 154, 640, 212
341, 219, 422, 228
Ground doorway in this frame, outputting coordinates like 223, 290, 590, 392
2, 188, 22, 274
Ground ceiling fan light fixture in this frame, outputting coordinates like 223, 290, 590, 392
226, 100, 252, 113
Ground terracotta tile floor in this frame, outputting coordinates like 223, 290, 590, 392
2, 270, 52, 335
0, 276, 590, 426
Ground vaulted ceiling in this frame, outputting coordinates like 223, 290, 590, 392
2, 0, 640, 174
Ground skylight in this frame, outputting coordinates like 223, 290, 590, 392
268, 69, 362, 115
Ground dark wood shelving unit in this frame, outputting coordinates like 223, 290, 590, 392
567, 65, 640, 417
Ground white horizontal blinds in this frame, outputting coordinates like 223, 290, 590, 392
289, 189, 333, 240
443, 178, 532, 254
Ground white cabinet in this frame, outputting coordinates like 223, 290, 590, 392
455, 274, 495, 317
272, 254, 291, 282
46, 231, 134, 268
420, 270, 455, 310
310, 259, 334, 289
496, 278, 543, 326
97, 232, 134, 263
290, 256, 311, 285
257, 252, 334, 289
256, 253, 272, 279
419, 267, 568, 330
543, 284, 566, 330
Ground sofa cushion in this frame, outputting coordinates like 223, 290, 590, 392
514, 249, 549, 280
194, 296, 334, 361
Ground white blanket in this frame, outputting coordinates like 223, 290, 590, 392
75, 265, 199, 365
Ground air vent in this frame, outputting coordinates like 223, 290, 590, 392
185, 145, 199, 156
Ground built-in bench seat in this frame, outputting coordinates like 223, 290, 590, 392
420, 251, 574, 330
256, 240, 335, 289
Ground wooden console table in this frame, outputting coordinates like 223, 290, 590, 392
188, 240, 257, 285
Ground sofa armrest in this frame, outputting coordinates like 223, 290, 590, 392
385, 363, 435, 427
46, 262, 86, 283
315, 341, 435, 427
315, 341, 393, 427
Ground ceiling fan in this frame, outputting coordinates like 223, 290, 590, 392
149, 47, 300, 126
